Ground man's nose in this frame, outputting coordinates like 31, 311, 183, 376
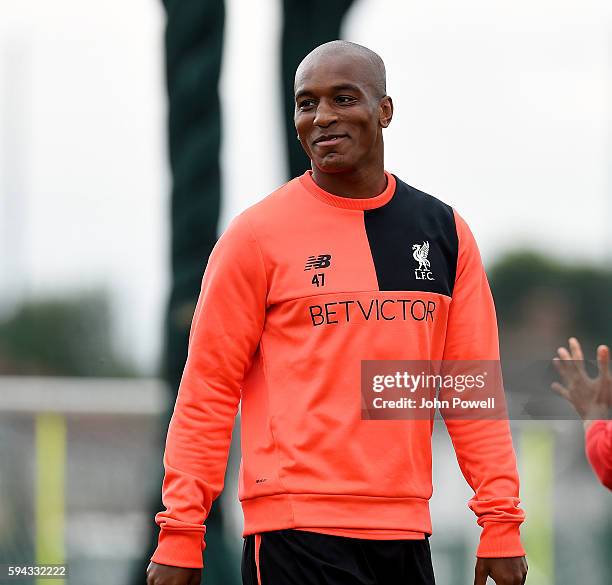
313, 101, 337, 127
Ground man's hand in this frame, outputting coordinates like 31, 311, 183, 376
146, 561, 202, 585
552, 338, 612, 423
474, 556, 527, 585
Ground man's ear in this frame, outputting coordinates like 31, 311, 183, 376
379, 96, 394, 128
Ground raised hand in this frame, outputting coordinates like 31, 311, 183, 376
552, 338, 612, 421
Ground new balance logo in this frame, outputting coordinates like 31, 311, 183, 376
304, 254, 332, 271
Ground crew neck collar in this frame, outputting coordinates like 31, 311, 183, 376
299, 170, 397, 210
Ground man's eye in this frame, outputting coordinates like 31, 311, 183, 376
298, 100, 315, 110
336, 95, 355, 104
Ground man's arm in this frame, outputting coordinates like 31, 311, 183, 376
442, 211, 527, 585
150, 212, 267, 569
586, 420, 612, 489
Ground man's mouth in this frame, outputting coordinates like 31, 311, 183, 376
313, 134, 347, 147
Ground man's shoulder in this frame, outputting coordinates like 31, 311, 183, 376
237, 176, 304, 223
388, 175, 457, 234
392, 175, 455, 216
391, 177, 479, 250
247, 176, 304, 211
215, 178, 302, 254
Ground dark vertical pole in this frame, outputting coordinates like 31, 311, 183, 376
132, 1, 240, 584
281, 0, 356, 179
163, 0, 223, 384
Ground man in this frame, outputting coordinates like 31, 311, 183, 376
552, 338, 612, 489
147, 41, 528, 585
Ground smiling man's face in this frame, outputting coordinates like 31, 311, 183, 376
294, 50, 392, 175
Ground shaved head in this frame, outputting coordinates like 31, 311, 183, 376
293, 39, 393, 184
295, 40, 387, 98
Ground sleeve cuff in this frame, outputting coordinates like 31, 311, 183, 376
476, 522, 526, 558
150, 529, 206, 569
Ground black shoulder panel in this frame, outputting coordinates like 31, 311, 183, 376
363, 176, 459, 296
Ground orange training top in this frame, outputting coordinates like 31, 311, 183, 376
150, 171, 526, 568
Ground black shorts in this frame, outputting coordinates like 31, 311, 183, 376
241, 529, 436, 585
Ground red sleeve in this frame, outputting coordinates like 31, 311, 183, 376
150, 213, 267, 568
442, 210, 526, 558
585, 421, 612, 490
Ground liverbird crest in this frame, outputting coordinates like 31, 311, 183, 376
412, 241, 431, 271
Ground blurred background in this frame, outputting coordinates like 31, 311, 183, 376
1, 0, 611, 584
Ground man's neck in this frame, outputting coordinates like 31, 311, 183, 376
311, 166, 388, 199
